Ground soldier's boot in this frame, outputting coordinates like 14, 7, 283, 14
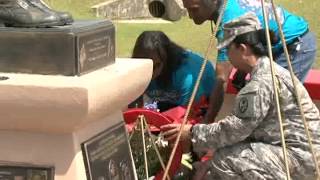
28, 0, 73, 25
0, 0, 63, 27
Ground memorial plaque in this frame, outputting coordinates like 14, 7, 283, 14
0, 20, 115, 76
0, 165, 54, 180
77, 28, 114, 75
82, 122, 135, 180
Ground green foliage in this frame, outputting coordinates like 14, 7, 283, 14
130, 130, 170, 179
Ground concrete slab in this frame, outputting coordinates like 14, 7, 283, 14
0, 58, 152, 133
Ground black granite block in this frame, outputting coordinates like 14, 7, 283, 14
0, 19, 115, 76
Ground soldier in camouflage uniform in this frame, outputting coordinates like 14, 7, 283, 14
161, 13, 320, 180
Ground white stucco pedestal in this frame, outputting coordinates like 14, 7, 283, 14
0, 58, 152, 180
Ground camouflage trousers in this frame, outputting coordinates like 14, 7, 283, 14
206, 142, 316, 180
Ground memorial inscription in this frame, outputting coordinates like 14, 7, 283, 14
82, 122, 134, 180
78, 28, 115, 74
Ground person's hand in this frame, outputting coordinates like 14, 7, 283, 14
161, 124, 193, 152
161, 124, 192, 141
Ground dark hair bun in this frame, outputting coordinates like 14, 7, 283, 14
257, 29, 279, 45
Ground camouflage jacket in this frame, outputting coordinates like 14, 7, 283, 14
192, 56, 320, 155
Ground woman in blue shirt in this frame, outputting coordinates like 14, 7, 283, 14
131, 31, 216, 116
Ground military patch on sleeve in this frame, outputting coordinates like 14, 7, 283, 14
234, 94, 257, 118
239, 97, 249, 113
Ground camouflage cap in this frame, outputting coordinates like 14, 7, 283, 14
217, 13, 262, 50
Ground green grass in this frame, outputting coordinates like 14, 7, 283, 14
115, 18, 214, 59
115, 0, 320, 69
48, 0, 319, 68
44, 0, 107, 19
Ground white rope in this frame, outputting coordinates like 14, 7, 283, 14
142, 116, 171, 180
161, 0, 228, 179
127, 132, 139, 180
139, 115, 149, 179
270, 0, 320, 178
260, 0, 291, 179
160, 0, 318, 179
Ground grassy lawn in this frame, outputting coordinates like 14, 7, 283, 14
48, 0, 319, 68
115, 18, 214, 59
43, 0, 104, 19
115, 0, 320, 69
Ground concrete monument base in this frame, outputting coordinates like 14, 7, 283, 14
0, 58, 152, 180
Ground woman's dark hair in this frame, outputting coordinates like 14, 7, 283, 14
132, 31, 186, 88
233, 29, 279, 57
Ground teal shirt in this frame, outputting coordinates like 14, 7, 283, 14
146, 50, 216, 107
216, 0, 309, 62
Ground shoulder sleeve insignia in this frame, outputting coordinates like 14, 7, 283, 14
239, 97, 249, 113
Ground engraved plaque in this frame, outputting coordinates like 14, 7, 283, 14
82, 122, 135, 180
0, 165, 54, 180
77, 28, 115, 75
0, 20, 115, 76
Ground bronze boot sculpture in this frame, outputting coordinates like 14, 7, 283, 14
0, 0, 64, 27
28, 0, 73, 25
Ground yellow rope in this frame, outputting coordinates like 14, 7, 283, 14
139, 115, 149, 179
161, 0, 318, 179
128, 117, 141, 141
142, 116, 171, 180
129, 115, 171, 180
161, 0, 228, 179
261, 1, 291, 179
127, 134, 139, 180
270, 0, 320, 178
